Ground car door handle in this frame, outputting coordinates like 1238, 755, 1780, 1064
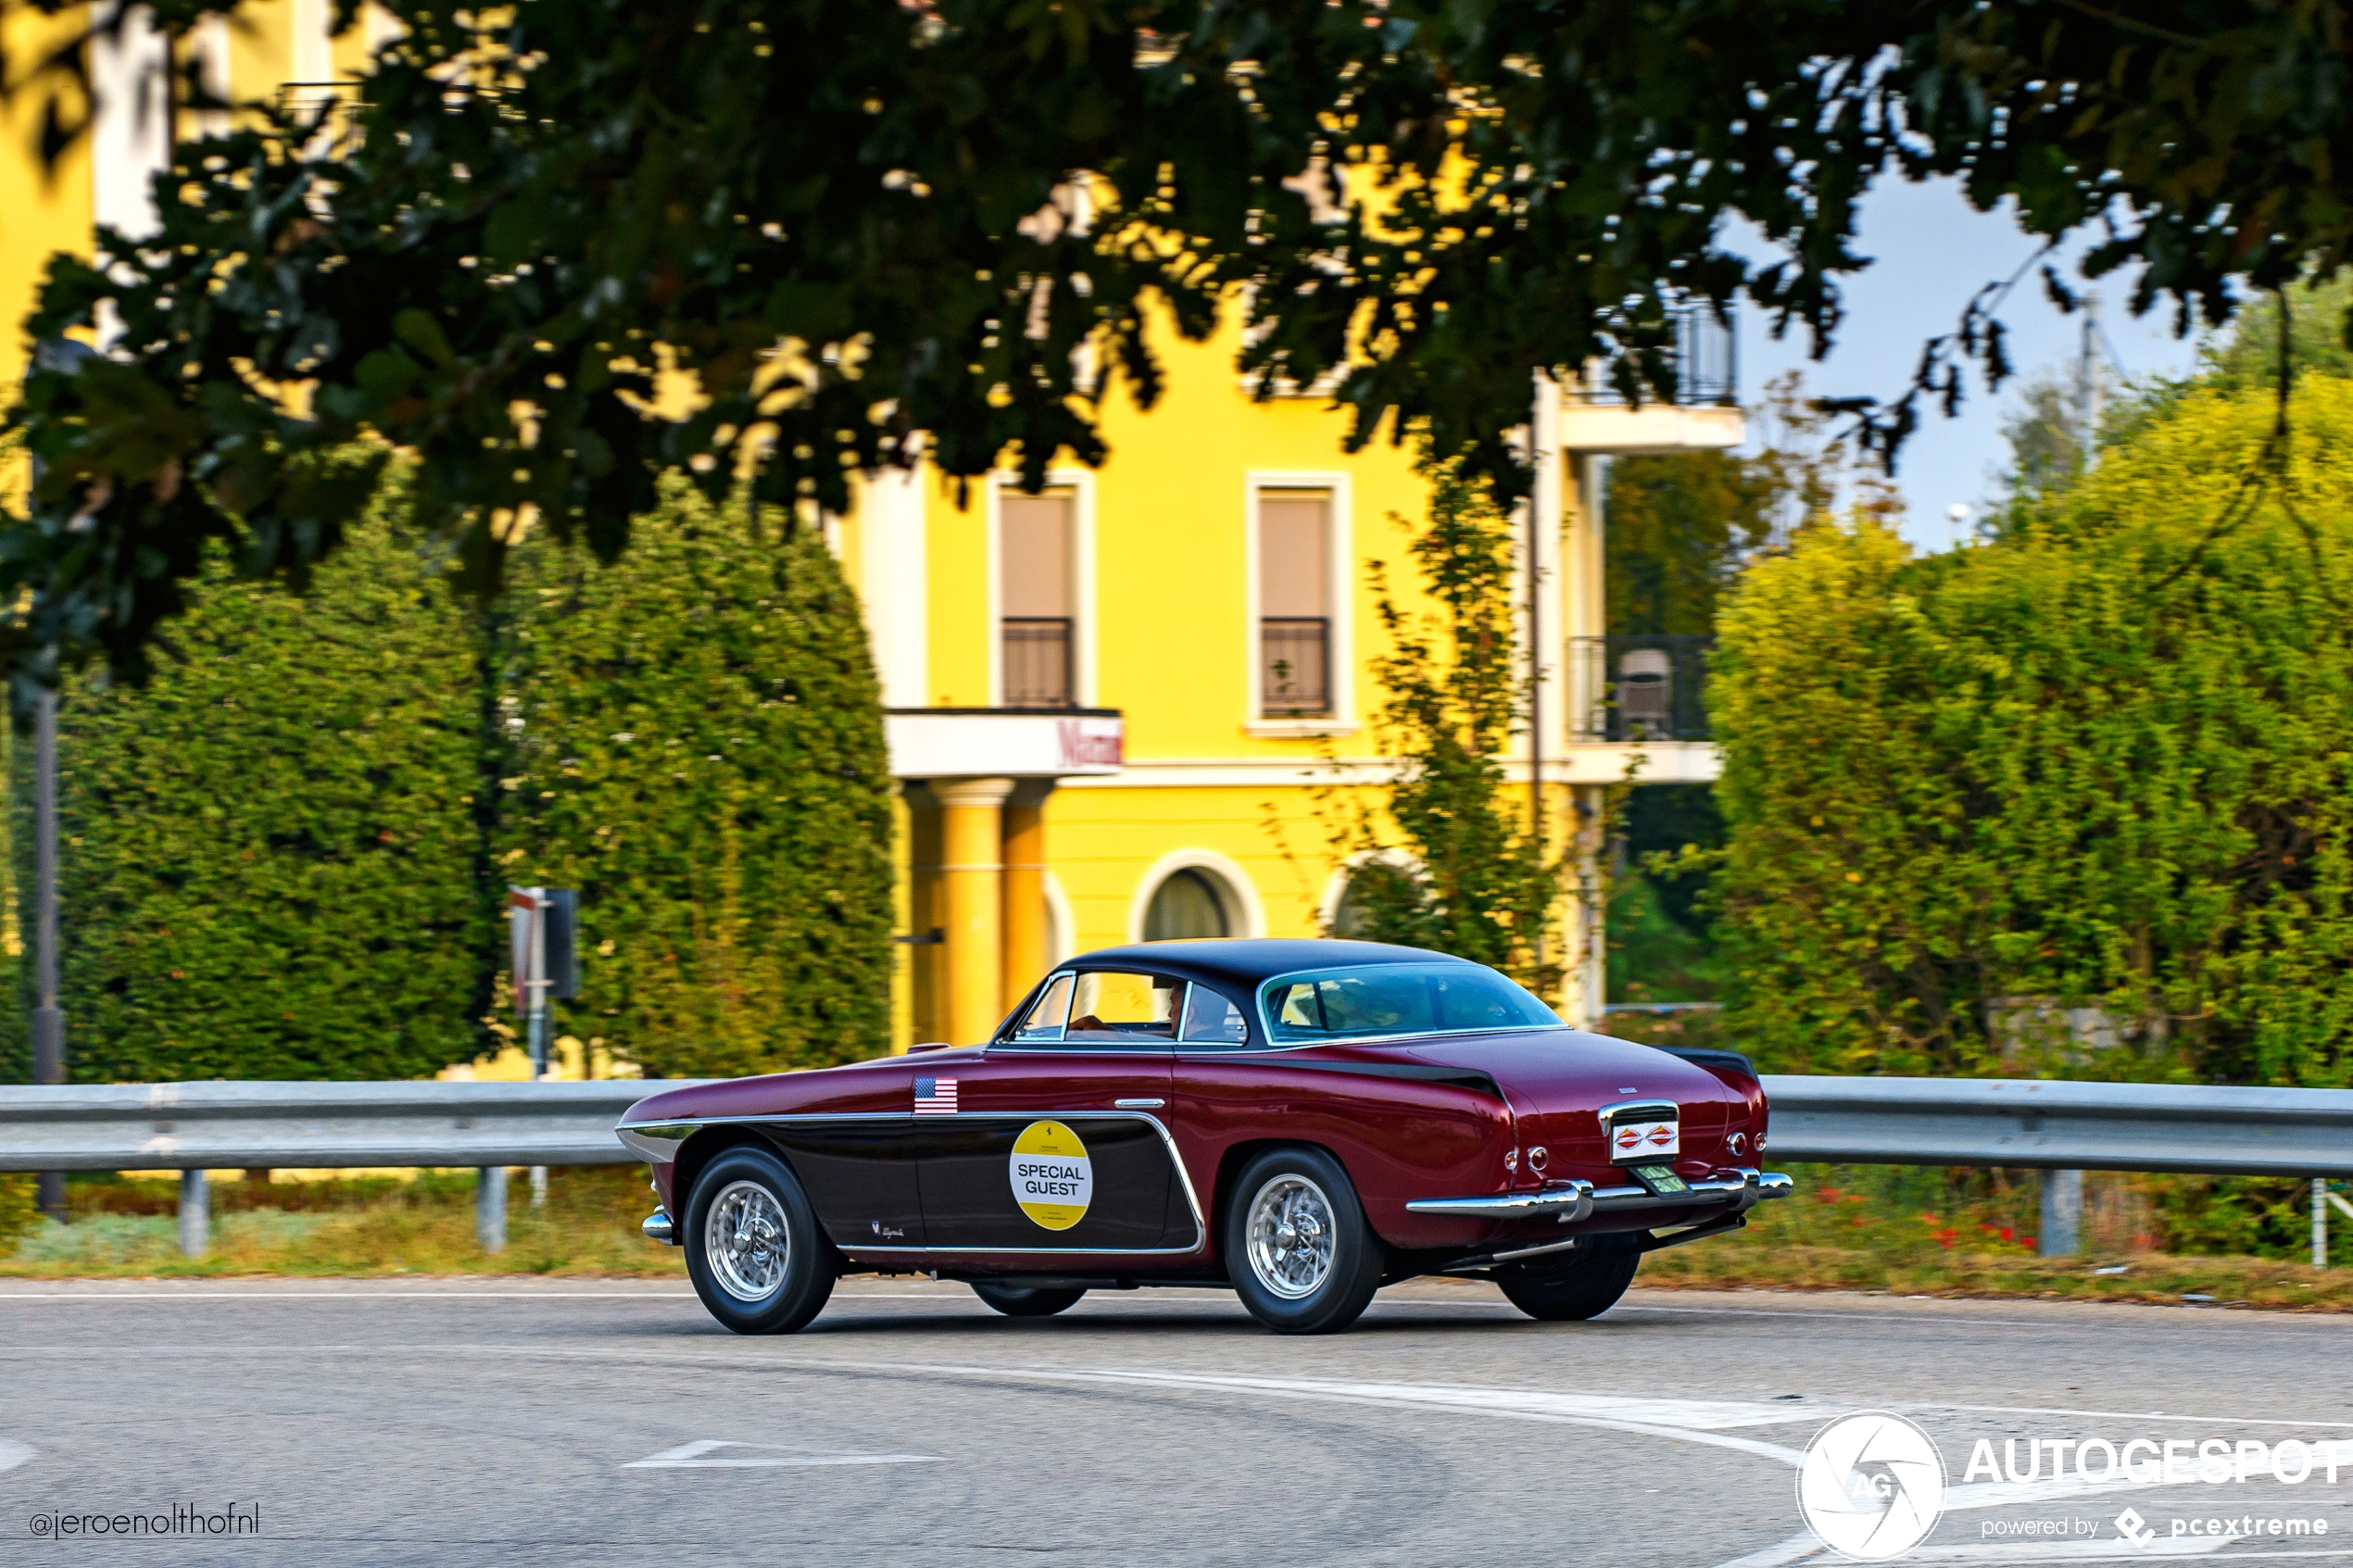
1114, 1098, 1166, 1110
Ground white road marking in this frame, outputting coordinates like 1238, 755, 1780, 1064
1930, 1402, 2353, 1432
622, 1439, 941, 1469
0, 1291, 702, 1301
0, 1440, 32, 1474
1616, 1302, 2334, 1332
1885, 1545, 2353, 1563
0, 1289, 1492, 1304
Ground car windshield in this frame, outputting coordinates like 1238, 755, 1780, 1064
1259, 963, 1564, 1042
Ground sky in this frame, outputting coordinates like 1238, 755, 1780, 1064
1724, 177, 2221, 553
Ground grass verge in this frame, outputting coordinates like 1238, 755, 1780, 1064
0, 1167, 685, 1280
3, 1163, 2347, 1309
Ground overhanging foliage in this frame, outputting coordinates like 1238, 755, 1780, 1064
8, 0, 2353, 685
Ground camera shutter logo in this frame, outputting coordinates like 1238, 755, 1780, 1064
1796, 1411, 1946, 1561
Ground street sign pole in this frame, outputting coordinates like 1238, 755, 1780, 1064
25, 339, 94, 1229
31, 685, 65, 1223
508, 885, 580, 1210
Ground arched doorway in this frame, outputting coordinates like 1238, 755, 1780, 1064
1143, 867, 1231, 941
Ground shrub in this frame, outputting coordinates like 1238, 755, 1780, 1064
1708, 382, 2353, 1086
13, 510, 492, 1081
498, 488, 894, 1077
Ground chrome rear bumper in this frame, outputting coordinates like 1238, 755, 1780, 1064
641, 1210, 677, 1246
1408, 1168, 1793, 1223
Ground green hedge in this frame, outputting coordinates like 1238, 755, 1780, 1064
1708, 382, 2353, 1086
11, 517, 493, 1082
496, 489, 893, 1078
8, 483, 893, 1084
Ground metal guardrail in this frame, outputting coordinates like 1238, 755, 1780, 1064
1, 1074, 2347, 1178
0, 1080, 706, 1173
1762, 1075, 2353, 1178
1, 1073, 2347, 1262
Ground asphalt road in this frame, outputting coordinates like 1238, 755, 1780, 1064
6, 1276, 2353, 1566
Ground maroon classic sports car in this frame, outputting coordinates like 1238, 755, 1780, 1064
616, 939, 1792, 1335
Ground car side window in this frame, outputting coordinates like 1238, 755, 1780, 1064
1057, 971, 1184, 1049
1012, 973, 1076, 1041
1176, 985, 1250, 1047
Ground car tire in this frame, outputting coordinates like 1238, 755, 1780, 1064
1224, 1147, 1385, 1335
683, 1145, 837, 1335
969, 1281, 1088, 1318
1495, 1236, 1642, 1322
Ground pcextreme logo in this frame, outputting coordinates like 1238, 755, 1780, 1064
1796, 1411, 1948, 1561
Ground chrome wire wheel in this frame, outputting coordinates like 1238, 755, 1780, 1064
704, 1179, 789, 1302
1244, 1173, 1337, 1299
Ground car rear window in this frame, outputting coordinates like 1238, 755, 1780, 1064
1259, 963, 1564, 1043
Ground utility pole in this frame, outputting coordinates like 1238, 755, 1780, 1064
2079, 293, 2107, 473
31, 686, 65, 1223
25, 337, 95, 1228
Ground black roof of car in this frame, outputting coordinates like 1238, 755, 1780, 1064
1053, 938, 1478, 994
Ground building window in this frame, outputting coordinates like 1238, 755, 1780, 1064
1000, 488, 1075, 708
1257, 490, 1331, 717
1144, 868, 1230, 940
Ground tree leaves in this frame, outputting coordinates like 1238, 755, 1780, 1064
1712, 383, 2353, 1087
8, 0, 2353, 687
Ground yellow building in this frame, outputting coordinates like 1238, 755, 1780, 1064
836, 311, 1741, 1050
0, 8, 1743, 1057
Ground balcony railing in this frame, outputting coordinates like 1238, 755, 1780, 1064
1567, 634, 1712, 742
1572, 302, 1737, 408
1001, 617, 1075, 709
1260, 617, 1331, 717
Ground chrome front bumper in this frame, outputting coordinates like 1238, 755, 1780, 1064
1407, 1168, 1793, 1224
641, 1210, 678, 1246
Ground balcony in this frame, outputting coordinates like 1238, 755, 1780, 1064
1001, 617, 1075, 709
1557, 301, 1744, 455
1260, 617, 1331, 717
1575, 302, 1737, 408
1567, 635, 1712, 743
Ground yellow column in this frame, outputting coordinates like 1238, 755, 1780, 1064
1000, 781, 1056, 1003
935, 777, 1014, 1043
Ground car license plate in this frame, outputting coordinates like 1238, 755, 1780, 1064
1631, 1164, 1688, 1195
1610, 1118, 1680, 1161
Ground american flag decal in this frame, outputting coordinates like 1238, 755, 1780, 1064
914, 1076, 958, 1116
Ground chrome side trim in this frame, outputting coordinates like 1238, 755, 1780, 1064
1406, 1180, 1595, 1222
1113, 1098, 1166, 1109
610, 1110, 1210, 1252
641, 1210, 676, 1246
1222, 1023, 1573, 1056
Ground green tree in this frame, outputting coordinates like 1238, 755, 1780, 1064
1321, 462, 1565, 994
12, 2, 2353, 686
1705, 381, 2353, 1086
11, 510, 494, 1082
498, 486, 893, 1079
2203, 273, 2353, 392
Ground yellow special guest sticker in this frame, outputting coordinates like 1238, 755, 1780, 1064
1010, 1121, 1093, 1230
